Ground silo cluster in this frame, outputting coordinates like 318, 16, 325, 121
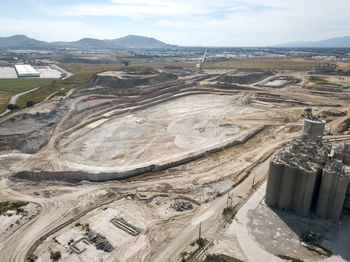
265, 112, 350, 222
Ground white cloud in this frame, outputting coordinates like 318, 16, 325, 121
1, 0, 350, 46
0, 18, 118, 42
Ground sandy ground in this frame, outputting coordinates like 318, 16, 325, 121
58, 94, 262, 170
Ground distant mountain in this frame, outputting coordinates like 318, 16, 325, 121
0, 34, 49, 49
0, 34, 175, 50
106, 35, 173, 49
278, 36, 350, 48
52, 38, 111, 49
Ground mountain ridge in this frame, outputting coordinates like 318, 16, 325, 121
0, 34, 175, 50
277, 36, 350, 48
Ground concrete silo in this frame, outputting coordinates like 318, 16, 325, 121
265, 151, 320, 217
316, 161, 350, 221
302, 118, 325, 139
265, 108, 350, 221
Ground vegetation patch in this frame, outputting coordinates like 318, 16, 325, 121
0, 78, 53, 113
205, 58, 323, 70
303, 243, 332, 257
0, 78, 53, 94
222, 206, 236, 223
203, 254, 244, 262
121, 66, 157, 75
16, 69, 102, 109
309, 76, 330, 85
300, 231, 332, 257
277, 254, 304, 262
50, 250, 61, 260
0, 201, 28, 215
26, 255, 38, 262
232, 170, 251, 188
181, 238, 210, 262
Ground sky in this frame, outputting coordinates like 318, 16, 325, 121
0, 0, 349, 46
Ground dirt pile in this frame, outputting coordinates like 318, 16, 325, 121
86, 230, 114, 252
216, 70, 274, 84
78, 71, 178, 96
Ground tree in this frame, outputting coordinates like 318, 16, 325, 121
26, 101, 35, 107
7, 104, 19, 110
50, 251, 61, 260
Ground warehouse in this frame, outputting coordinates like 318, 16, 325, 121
14, 64, 40, 77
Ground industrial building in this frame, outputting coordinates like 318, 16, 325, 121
14, 64, 40, 78
265, 109, 350, 221
314, 62, 339, 72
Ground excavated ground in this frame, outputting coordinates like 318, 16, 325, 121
1, 69, 349, 182
1, 68, 350, 262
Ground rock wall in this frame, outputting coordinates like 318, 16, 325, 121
0, 108, 67, 153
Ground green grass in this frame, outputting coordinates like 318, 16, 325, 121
16, 69, 104, 110
0, 92, 12, 113
0, 78, 53, 113
0, 78, 52, 93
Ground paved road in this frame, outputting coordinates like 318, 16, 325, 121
234, 181, 283, 262
50, 64, 72, 80
151, 150, 275, 262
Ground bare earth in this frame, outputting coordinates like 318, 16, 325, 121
1, 68, 350, 262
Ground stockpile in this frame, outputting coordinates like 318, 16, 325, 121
172, 201, 193, 212
86, 230, 114, 252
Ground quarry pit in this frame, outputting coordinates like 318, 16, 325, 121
1, 67, 350, 262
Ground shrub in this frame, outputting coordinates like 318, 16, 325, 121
27, 255, 38, 262
7, 104, 19, 110
50, 251, 61, 260
26, 101, 35, 107
277, 254, 304, 262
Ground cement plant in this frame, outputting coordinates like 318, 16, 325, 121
1, 41, 350, 262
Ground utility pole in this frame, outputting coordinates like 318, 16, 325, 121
199, 222, 201, 241
252, 172, 255, 189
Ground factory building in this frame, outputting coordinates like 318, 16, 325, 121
14, 65, 40, 78
265, 109, 350, 221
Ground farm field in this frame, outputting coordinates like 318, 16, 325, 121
204, 58, 350, 71
0, 78, 53, 113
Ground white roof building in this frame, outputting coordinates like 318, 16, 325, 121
15, 65, 40, 77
